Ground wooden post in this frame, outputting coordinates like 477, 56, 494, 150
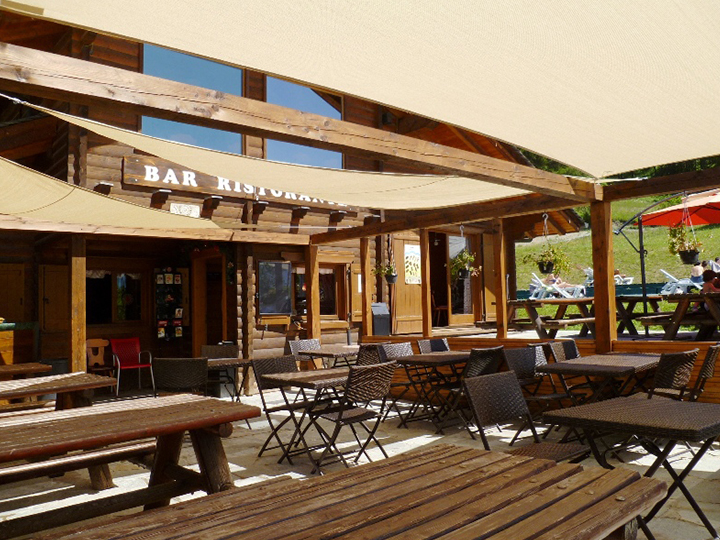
306, 244, 321, 339
492, 219, 508, 339
360, 237, 373, 337
69, 235, 86, 373
591, 201, 617, 353
420, 229, 432, 337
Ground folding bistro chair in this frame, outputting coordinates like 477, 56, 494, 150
463, 372, 588, 462
646, 349, 700, 400
252, 355, 311, 464
377, 342, 414, 421
310, 362, 397, 473
685, 344, 720, 402
289, 338, 322, 368
417, 338, 450, 354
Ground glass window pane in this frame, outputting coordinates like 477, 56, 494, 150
117, 273, 142, 321
258, 261, 292, 315
294, 273, 307, 316
319, 272, 337, 315
86, 272, 112, 325
449, 236, 474, 315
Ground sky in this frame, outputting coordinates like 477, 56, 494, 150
142, 45, 342, 168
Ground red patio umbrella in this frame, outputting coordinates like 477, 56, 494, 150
643, 190, 720, 226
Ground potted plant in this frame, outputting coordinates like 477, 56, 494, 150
668, 224, 702, 265
522, 243, 571, 275
373, 262, 398, 284
450, 249, 479, 281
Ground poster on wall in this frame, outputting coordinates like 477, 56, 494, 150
404, 244, 421, 285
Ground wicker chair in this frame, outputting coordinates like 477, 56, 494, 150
417, 338, 450, 354
687, 344, 720, 401
463, 372, 588, 462
647, 349, 700, 400
252, 355, 310, 463
437, 345, 506, 438
310, 362, 397, 472
377, 342, 414, 421
201, 343, 241, 398
355, 343, 383, 366
289, 338, 322, 368
153, 357, 208, 395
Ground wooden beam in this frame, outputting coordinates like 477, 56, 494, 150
419, 229, 432, 337
492, 220, 508, 339
590, 201, 616, 353
311, 194, 578, 244
360, 237, 373, 338
605, 168, 720, 201
69, 235, 86, 373
306, 244, 321, 339
0, 42, 599, 202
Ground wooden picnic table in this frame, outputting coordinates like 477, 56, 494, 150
615, 294, 663, 336
537, 353, 661, 402
0, 372, 116, 409
647, 292, 720, 340
0, 362, 51, 379
297, 344, 360, 368
0, 393, 260, 539
545, 396, 720, 539
42, 443, 666, 540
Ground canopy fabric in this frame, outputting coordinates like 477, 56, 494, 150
0, 156, 233, 240
3, 2, 720, 178
643, 191, 720, 227
22, 101, 529, 210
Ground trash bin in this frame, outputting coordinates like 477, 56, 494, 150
371, 303, 391, 336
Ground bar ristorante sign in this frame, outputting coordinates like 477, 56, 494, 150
123, 155, 347, 210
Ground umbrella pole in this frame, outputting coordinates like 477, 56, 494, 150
638, 216, 650, 337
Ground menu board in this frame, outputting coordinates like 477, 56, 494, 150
155, 267, 184, 340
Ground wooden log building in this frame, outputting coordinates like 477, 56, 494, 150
0, 11, 720, 402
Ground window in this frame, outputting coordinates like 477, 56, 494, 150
86, 270, 142, 325
449, 236, 474, 315
257, 261, 292, 316
292, 265, 346, 318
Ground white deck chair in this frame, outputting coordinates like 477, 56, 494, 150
529, 273, 554, 299
659, 269, 698, 295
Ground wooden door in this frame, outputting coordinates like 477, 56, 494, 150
0, 264, 24, 322
392, 234, 422, 334
40, 265, 70, 359
191, 251, 227, 357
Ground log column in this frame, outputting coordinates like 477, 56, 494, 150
306, 244, 321, 339
360, 237, 373, 337
591, 201, 617, 352
420, 229, 432, 337
492, 219, 509, 339
69, 235, 86, 373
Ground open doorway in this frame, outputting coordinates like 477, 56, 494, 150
429, 232, 449, 327
191, 250, 227, 356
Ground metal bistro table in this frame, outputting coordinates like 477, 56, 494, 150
394, 351, 471, 431
260, 367, 350, 467
537, 353, 661, 403
545, 396, 720, 539
44, 443, 667, 540
297, 344, 360, 368
207, 357, 252, 401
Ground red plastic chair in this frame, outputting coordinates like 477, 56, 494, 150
110, 338, 155, 396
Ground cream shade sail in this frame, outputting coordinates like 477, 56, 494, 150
0, 156, 233, 239
2, 1, 720, 177
22, 101, 529, 210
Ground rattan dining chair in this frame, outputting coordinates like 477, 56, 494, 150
377, 342, 414, 421
153, 357, 208, 395
687, 344, 720, 401
289, 338, 322, 368
463, 371, 589, 462
252, 355, 311, 464
310, 361, 397, 473
647, 348, 700, 400
417, 338, 450, 354
355, 343, 383, 366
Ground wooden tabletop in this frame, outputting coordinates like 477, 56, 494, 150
537, 353, 661, 378
207, 357, 251, 369
261, 367, 350, 390
0, 372, 116, 400
0, 362, 52, 378
43, 443, 666, 540
545, 396, 720, 442
0, 393, 260, 463
297, 344, 360, 358
394, 350, 470, 367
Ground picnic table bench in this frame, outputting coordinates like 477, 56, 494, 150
40, 443, 666, 540
0, 393, 260, 538
639, 292, 720, 340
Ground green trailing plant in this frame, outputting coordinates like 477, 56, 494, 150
372, 262, 397, 277
522, 243, 571, 276
667, 223, 701, 255
450, 249, 479, 282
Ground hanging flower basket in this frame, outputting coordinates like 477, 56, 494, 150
385, 273, 398, 284
537, 261, 555, 274
679, 249, 700, 265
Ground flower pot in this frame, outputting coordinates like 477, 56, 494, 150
385, 274, 398, 284
538, 261, 554, 274
457, 268, 470, 279
679, 250, 700, 265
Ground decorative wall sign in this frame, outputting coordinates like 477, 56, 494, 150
155, 266, 184, 340
404, 244, 421, 285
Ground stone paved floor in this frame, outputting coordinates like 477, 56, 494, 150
1, 390, 719, 539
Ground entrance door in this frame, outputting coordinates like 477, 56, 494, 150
448, 235, 479, 325
191, 251, 227, 356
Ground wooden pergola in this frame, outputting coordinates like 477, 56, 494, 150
2, 40, 720, 369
